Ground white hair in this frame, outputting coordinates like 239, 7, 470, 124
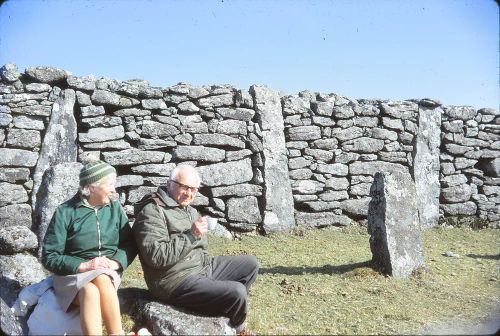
169, 164, 200, 184
79, 173, 116, 197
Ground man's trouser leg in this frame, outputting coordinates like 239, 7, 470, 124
168, 255, 259, 327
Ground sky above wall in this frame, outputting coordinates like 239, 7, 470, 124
0, 0, 498, 110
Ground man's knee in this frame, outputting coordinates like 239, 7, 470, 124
246, 255, 259, 272
227, 282, 248, 303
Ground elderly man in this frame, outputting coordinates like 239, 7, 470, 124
133, 164, 258, 335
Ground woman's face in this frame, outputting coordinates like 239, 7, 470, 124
88, 174, 117, 206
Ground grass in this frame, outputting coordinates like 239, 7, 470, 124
121, 226, 500, 335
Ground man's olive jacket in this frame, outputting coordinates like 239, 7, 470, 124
133, 186, 212, 300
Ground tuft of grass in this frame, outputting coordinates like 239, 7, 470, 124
121, 226, 500, 335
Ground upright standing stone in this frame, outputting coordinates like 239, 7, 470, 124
31, 89, 78, 209
414, 105, 442, 228
33, 162, 82, 258
251, 85, 295, 233
368, 171, 425, 278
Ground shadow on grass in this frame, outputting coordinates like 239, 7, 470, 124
466, 253, 500, 260
259, 260, 372, 275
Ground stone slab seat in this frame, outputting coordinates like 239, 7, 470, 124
118, 288, 235, 335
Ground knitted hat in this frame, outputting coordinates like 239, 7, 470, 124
79, 160, 116, 187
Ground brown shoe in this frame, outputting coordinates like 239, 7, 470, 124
237, 328, 256, 336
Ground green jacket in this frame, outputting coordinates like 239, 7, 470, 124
133, 186, 212, 301
42, 194, 137, 275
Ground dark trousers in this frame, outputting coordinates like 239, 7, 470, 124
168, 255, 259, 327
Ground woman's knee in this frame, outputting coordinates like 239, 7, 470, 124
92, 274, 114, 288
79, 282, 99, 300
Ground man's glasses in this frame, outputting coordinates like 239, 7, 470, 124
171, 180, 199, 193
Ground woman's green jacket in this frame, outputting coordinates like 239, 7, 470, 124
42, 194, 137, 275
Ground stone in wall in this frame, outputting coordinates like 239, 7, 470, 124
211, 184, 263, 197
0, 113, 13, 126
142, 120, 180, 138
129, 186, 159, 204
216, 120, 247, 136
67, 75, 96, 91
349, 161, 408, 176
173, 146, 225, 163
216, 107, 255, 121
295, 212, 353, 228
116, 175, 144, 188
440, 201, 477, 216
25, 66, 71, 84
91, 89, 139, 108
0, 182, 28, 206
478, 158, 499, 177
368, 171, 425, 277
227, 196, 262, 224
6, 128, 41, 149
0, 204, 32, 228
287, 126, 321, 141
339, 198, 371, 219
0, 148, 39, 167
103, 149, 165, 166
341, 137, 384, 153
0, 226, 38, 254
131, 163, 177, 176
197, 93, 234, 108
12, 115, 45, 130
196, 159, 253, 187
193, 133, 246, 149
0, 63, 21, 82
81, 105, 105, 117
79, 125, 125, 143
31, 89, 77, 209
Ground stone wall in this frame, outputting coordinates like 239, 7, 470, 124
0, 63, 499, 245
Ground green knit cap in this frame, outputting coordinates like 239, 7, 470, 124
79, 160, 116, 187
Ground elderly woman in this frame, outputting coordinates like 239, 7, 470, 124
42, 160, 137, 335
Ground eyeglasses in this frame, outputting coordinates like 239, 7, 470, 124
171, 180, 199, 193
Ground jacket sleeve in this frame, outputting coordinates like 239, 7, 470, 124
111, 204, 138, 270
133, 203, 198, 270
41, 207, 86, 275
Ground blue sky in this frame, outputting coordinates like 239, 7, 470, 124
0, 0, 498, 109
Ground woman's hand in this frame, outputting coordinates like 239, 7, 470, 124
77, 256, 121, 272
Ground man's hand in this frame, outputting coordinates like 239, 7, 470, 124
77, 256, 121, 273
191, 216, 208, 240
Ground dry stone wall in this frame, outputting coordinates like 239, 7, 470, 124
0, 63, 499, 247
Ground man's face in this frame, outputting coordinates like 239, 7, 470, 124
168, 170, 200, 207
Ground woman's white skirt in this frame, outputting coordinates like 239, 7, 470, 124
53, 269, 121, 312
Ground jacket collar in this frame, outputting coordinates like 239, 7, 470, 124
77, 194, 111, 209
156, 186, 184, 208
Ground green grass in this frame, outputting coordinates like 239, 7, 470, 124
121, 226, 500, 335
